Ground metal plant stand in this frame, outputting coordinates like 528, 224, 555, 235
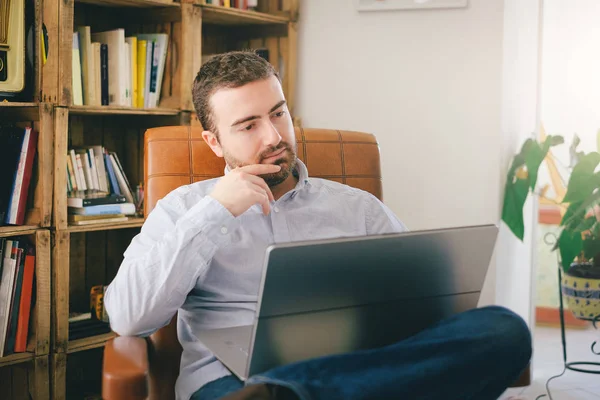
537, 233, 600, 400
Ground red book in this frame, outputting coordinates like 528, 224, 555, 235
14, 129, 39, 225
14, 253, 35, 353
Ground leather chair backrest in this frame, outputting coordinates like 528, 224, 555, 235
143, 126, 383, 400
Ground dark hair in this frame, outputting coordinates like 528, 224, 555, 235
192, 50, 279, 134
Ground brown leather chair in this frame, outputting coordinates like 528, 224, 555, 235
101, 126, 530, 400
102, 127, 385, 400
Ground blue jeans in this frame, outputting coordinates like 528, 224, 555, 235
191, 306, 532, 400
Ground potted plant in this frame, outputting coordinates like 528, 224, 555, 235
502, 134, 600, 321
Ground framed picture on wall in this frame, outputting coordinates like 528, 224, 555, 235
354, 0, 468, 12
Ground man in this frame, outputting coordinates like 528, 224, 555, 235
104, 50, 532, 400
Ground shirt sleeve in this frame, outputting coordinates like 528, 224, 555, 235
364, 193, 409, 235
104, 191, 240, 337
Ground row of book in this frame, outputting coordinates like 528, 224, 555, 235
72, 26, 168, 108
67, 146, 142, 225
205, 0, 259, 10
0, 238, 36, 357
0, 126, 38, 226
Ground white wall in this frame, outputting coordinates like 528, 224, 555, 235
296, 0, 505, 306
295, 0, 504, 231
539, 0, 600, 170
497, 0, 542, 325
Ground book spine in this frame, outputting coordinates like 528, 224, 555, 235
69, 150, 83, 190
75, 153, 88, 191
66, 154, 77, 192
109, 154, 134, 203
14, 129, 38, 225
0, 241, 17, 357
5, 247, 25, 355
7, 128, 30, 224
100, 44, 109, 106
136, 40, 147, 108
93, 146, 108, 192
104, 153, 121, 195
110, 153, 135, 203
148, 41, 160, 108
14, 253, 35, 353
87, 148, 100, 191
70, 203, 136, 216
144, 41, 154, 108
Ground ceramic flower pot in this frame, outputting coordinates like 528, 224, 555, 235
561, 263, 600, 321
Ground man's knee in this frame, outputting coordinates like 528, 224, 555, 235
473, 306, 533, 365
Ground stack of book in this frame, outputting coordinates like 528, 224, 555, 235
72, 26, 169, 108
0, 126, 39, 226
67, 146, 140, 225
0, 238, 36, 357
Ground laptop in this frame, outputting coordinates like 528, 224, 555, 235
196, 224, 499, 381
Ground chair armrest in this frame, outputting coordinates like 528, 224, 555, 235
103, 336, 149, 400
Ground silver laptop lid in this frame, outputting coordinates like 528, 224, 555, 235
246, 224, 498, 375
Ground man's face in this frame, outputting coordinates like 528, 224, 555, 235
204, 76, 297, 187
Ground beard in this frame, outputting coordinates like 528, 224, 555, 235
224, 141, 297, 188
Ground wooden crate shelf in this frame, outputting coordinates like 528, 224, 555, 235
67, 332, 117, 354
202, 4, 289, 25
74, 0, 179, 7
69, 105, 181, 116
0, 226, 40, 238
0, 102, 40, 121
0, 352, 35, 368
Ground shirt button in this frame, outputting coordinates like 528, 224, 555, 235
273, 206, 280, 213
220, 226, 228, 234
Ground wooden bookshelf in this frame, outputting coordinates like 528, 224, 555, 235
20, 0, 301, 398
67, 332, 117, 354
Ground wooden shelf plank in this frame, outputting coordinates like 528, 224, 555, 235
74, 0, 179, 8
0, 352, 35, 367
67, 332, 117, 354
66, 217, 145, 233
202, 4, 289, 25
0, 225, 40, 238
68, 105, 180, 116
0, 102, 40, 120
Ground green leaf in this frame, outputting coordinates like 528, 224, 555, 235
501, 176, 529, 240
558, 229, 583, 271
583, 237, 600, 260
563, 152, 600, 203
560, 200, 587, 229
571, 215, 596, 233
523, 135, 563, 190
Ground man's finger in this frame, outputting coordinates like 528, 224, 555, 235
238, 164, 281, 176
246, 174, 275, 202
253, 189, 270, 215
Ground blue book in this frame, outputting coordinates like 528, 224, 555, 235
69, 203, 136, 216
104, 153, 121, 195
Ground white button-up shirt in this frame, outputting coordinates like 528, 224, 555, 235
104, 159, 408, 400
